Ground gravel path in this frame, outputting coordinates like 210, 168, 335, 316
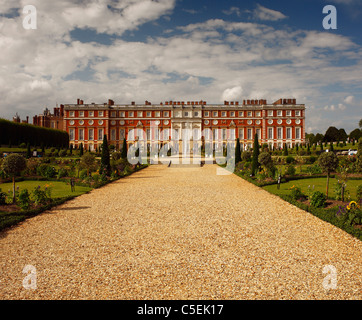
0, 164, 361, 300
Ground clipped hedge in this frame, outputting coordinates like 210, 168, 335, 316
0, 118, 69, 148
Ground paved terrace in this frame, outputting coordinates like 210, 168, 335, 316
0, 164, 361, 299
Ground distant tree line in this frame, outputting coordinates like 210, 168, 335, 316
0, 118, 69, 148
306, 120, 362, 145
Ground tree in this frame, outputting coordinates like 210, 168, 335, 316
283, 143, 288, 156
26, 143, 31, 159
79, 143, 84, 156
100, 134, 111, 176
2, 154, 27, 203
318, 152, 339, 198
324, 126, 340, 142
359, 119, 362, 129
251, 134, 260, 176
69, 144, 73, 155
235, 138, 241, 164
306, 133, 315, 145
121, 138, 128, 159
314, 133, 324, 145
258, 152, 273, 170
338, 128, 348, 142
329, 141, 334, 152
349, 128, 362, 142
80, 153, 96, 176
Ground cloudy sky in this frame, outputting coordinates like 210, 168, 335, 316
0, 0, 361, 134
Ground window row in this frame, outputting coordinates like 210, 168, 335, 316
204, 110, 301, 117
69, 128, 108, 141
69, 110, 171, 118
68, 110, 302, 118
267, 127, 302, 140
69, 127, 302, 142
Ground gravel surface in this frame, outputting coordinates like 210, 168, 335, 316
0, 164, 361, 300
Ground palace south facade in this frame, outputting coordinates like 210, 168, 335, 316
63, 98, 306, 152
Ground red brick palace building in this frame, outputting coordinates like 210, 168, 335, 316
62, 98, 305, 152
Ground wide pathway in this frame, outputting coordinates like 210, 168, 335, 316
0, 165, 361, 299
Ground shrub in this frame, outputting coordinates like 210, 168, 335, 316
31, 186, 51, 206
114, 158, 128, 173
298, 149, 306, 156
286, 165, 296, 176
290, 187, 304, 201
111, 152, 122, 161
79, 169, 88, 180
26, 159, 39, 176
19, 143, 27, 148
286, 156, 295, 164
59, 150, 67, 157
57, 168, 68, 179
80, 153, 97, 175
310, 191, 326, 208
241, 151, 252, 162
37, 164, 56, 178
18, 189, 31, 210
258, 152, 273, 169
268, 165, 277, 179
306, 164, 322, 175
0, 188, 7, 205
306, 156, 317, 164
235, 161, 251, 176
357, 185, 362, 203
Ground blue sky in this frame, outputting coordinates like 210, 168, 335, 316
0, 0, 361, 134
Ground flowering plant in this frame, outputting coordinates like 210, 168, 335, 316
336, 201, 361, 226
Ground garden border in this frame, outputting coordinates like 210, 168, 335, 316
0, 164, 149, 232
232, 170, 362, 241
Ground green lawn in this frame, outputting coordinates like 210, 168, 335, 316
263, 177, 362, 200
0, 180, 91, 200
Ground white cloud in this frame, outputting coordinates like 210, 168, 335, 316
62, 0, 176, 35
344, 95, 354, 104
253, 4, 287, 21
223, 7, 241, 17
324, 105, 336, 111
222, 86, 243, 101
323, 103, 347, 111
